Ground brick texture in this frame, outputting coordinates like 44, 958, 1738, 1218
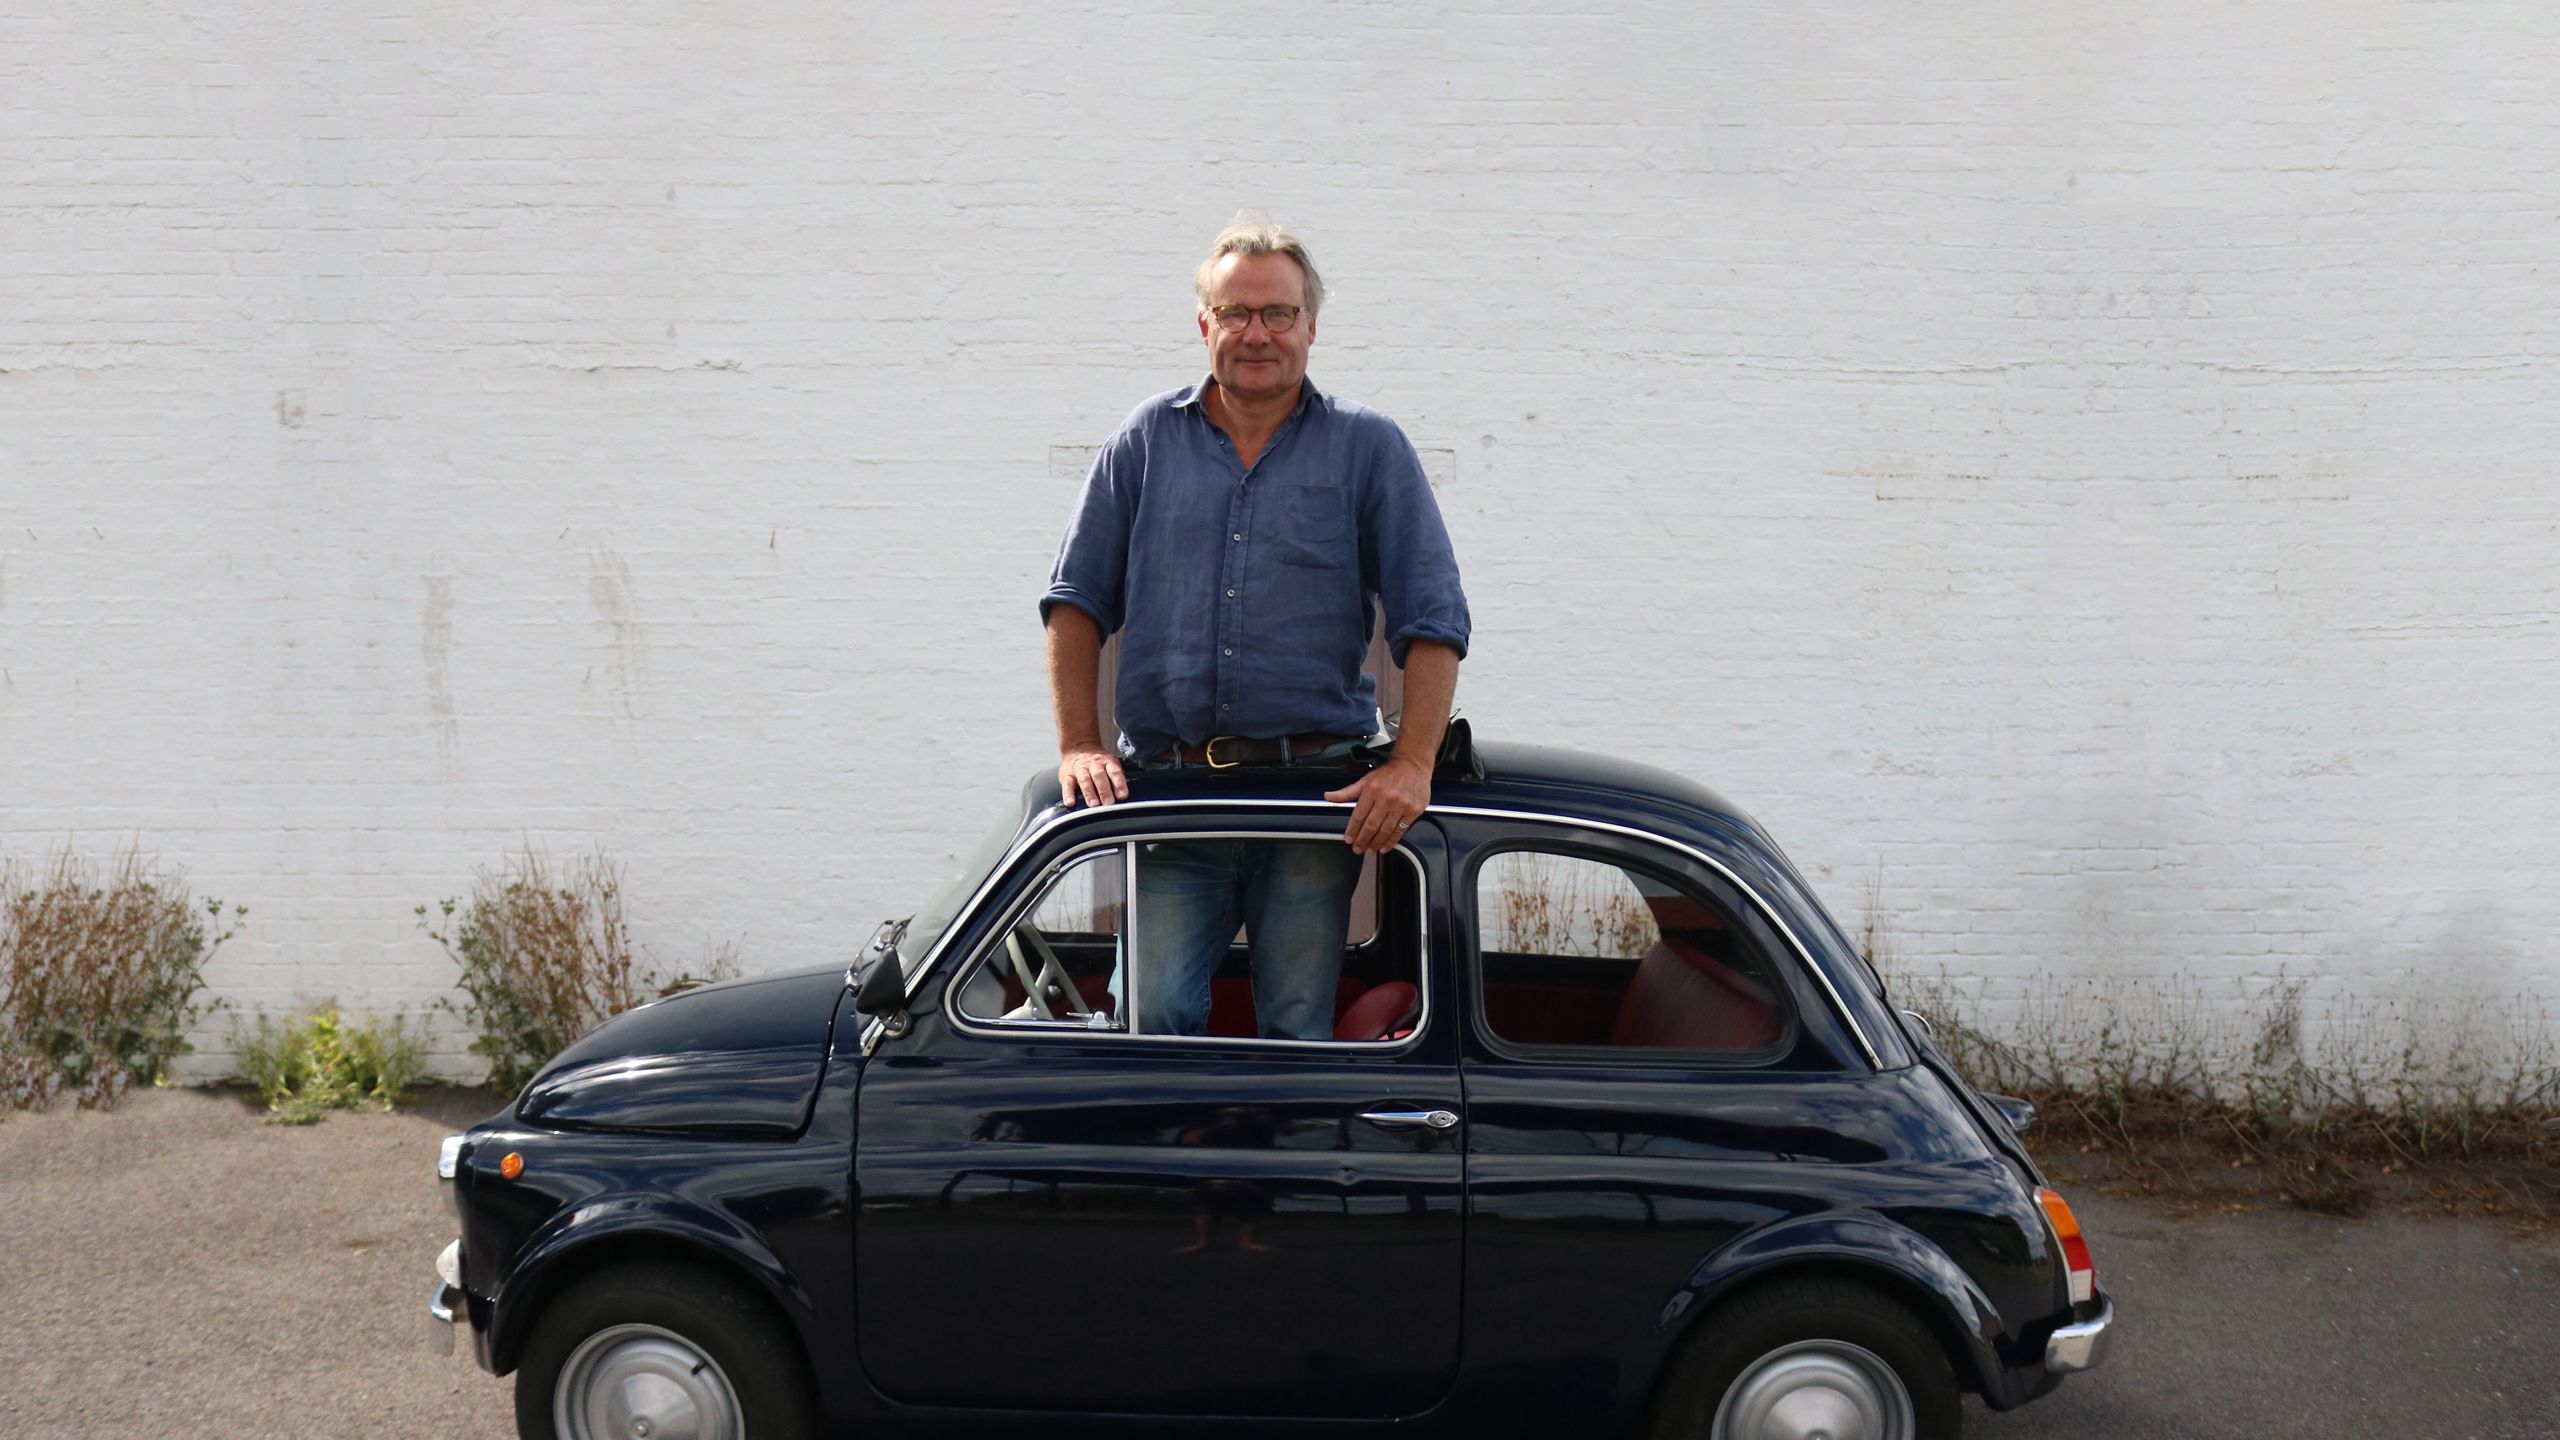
2, 3, 2555, 1076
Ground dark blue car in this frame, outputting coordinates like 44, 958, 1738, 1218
429, 743, 2112, 1440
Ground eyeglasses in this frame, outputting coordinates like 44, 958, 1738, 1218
1208, 303, 1304, 335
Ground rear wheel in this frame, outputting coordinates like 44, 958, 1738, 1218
514, 1261, 818, 1440
1652, 1277, 1962, 1440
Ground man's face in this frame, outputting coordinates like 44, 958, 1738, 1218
1197, 252, 1316, 404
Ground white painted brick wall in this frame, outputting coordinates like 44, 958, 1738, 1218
3, 2, 2555, 1078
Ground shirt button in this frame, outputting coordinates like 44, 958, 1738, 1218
1225, 588, 1236, 598
1223, 647, 1234, 656
1220, 703, 1230, 711
1231, 533, 1242, 542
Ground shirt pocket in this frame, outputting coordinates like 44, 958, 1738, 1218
1274, 483, 1351, 568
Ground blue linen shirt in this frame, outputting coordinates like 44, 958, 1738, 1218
1042, 376, 1471, 761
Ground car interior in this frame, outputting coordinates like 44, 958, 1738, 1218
1474, 852, 1790, 1054
953, 839, 1426, 1043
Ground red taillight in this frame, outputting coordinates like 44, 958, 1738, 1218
2037, 1187, 2097, 1306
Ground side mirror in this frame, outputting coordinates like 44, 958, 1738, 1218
1984, 1092, 2039, 1135
854, 956, 908, 1018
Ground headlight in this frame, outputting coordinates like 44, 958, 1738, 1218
438, 1134, 466, 1180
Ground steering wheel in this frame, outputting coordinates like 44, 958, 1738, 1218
1003, 923, 1092, 1021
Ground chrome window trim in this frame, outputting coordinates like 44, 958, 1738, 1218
1120, 840, 1140, 1031
863, 795, 1877, 1070
1432, 803, 1881, 1069
940, 828, 1432, 1051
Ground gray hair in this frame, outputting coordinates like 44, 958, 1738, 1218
1193, 211, 1325, 318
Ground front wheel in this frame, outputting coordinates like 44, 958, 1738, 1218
514, 1261, 819, 1440
1652, 1277, 1962, 1440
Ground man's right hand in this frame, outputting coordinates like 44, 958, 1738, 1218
1058, 745, 1129, 808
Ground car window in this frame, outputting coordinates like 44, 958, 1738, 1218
951, 837, 1422, 1045
899, 796, 1036, 980
954, 847, 1130, 1029
1474, 848, 1792, 1054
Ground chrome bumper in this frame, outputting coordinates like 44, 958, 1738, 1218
425, 1239, 463, 1356
426, 1282, 460, 1355
2044, 1293, 2114, 1373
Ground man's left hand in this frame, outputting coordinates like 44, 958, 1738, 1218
1324, 755, 1431, 856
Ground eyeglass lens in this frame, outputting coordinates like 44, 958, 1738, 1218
1215, 305, 1298, 334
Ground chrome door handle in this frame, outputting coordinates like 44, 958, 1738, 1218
1359, 1109, 1459, 1130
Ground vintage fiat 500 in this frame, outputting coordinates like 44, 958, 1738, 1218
428, 742, 2111, 1440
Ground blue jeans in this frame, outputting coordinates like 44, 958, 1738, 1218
1135, 839, 1363, 1041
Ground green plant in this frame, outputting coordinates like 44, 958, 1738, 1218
0, 849, 239, 1111
421, 845, 738, 1094
230, 1002, 429, 1124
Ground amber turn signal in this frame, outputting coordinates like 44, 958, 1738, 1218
2036, 1187, 2096, 1305
500, 1152, 524, 1180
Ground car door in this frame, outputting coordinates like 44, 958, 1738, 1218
1444, 815, 1884, 1419
852, 808, 1464, 1421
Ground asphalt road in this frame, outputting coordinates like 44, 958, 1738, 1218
2, 1088, 2554, 1438
1970, 1190, 2560, 1439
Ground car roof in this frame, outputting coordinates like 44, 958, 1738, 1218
1019, 741, 1771, 852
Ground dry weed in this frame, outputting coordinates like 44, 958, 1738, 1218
421, 845, 738, 1093
0, 849, 238, 1111
1484, 852, 1657, 958
1885, 963, 2560, 1223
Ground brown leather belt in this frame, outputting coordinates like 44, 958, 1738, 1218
1161, 733, 1366, 769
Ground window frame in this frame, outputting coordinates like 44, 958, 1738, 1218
949, 840, 1140, 1035
943, 828, 1433, 1053
1463, 837, 1805, 1068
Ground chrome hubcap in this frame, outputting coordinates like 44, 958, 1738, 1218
555, 1324, 741, 1440
1714, 1340, 1914, 1440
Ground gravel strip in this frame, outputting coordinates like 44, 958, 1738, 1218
0, 1086, 515, 1439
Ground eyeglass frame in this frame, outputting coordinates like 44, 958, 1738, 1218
1205, 303, 1306, 335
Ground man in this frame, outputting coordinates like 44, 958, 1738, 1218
1040, 215, 1470, 1041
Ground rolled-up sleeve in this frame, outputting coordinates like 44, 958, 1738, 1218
1041, 432, 1137, 636
1362, 430, 1470, 666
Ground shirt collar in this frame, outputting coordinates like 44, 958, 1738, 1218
1173, 374, 1325, 418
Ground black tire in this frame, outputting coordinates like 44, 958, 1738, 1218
1651, 1276, 1962, 1440
514, 1260, 820, 1440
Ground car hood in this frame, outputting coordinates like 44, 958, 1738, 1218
515, 964, 849, 1138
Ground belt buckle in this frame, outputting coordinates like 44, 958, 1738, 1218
1204, 735, 1242, 770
